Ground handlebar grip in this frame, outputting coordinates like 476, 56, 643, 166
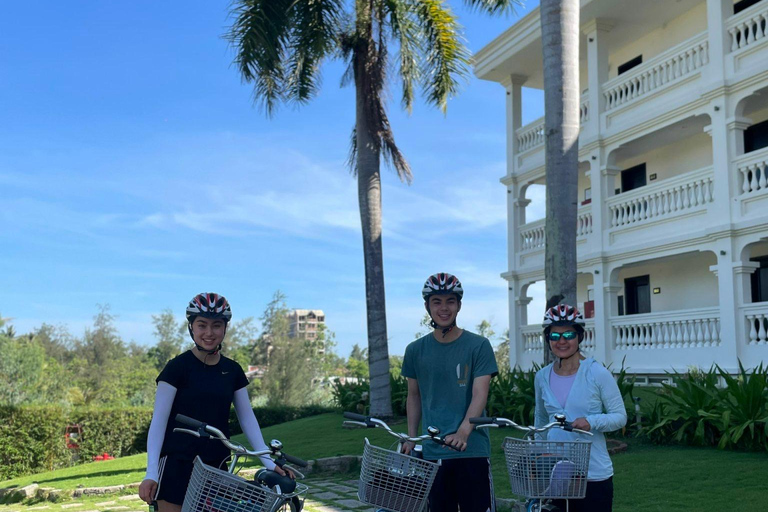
469, 417, 495, 425
282, 453, 309, 468
343, 412, 369, 422
176, 414, 206, 429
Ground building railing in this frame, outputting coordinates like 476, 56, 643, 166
742, 303, 768, 346
727, 0, 768, 52
602, 32, 709, 112
611, 307, 721, 350
521, 320, 595, 353
518, 206, 592, 252
514, 95, 590, 155
606, 166, 714, 229
519, 218, 546, 251
517, 117, 545, 152
735, 146, 768, 196
580, 95, 590, 124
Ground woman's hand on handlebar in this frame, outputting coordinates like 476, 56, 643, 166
138, 479, 157, 504
571, 417, 591, 432
400, 440, 416, 455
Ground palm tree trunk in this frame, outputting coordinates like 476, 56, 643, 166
355, 53, 393, 419
540, 0, 580, 365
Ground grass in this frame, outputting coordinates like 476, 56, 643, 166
2, 412, 767, 511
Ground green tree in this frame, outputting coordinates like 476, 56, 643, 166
0, 331, 47, 405
147, 309, 185, 370
346, 344, 370, 379
541, 0, 580, 364
476, 319, 496, 340
414, 312, 432, 339
260, 292, 315, 406
227, 0, 518, 417
224, 317, 259, 369
495, 328, 510, 372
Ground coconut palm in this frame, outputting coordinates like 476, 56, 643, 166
227, 0, 517, 416
540, 0, 580, 364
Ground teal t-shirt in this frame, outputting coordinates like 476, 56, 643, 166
401, 330, 498, 460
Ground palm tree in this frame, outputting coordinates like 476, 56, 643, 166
227, 0, 517, 416
540, 0, 580, 365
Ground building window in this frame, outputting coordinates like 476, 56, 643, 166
624, 275, 651, 315
734, 0, 762, 15
618, 55, 642, 75
620, 163, 647, 193
744, 119, 768, 153
318, 316, 325, 322
751, 256, 768, 303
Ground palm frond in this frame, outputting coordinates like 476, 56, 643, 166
285, 0, 344, 103
462, 0, 521, 16
384, 0, 421, 113
226, 0, 295, 115
413, 0, 471, 113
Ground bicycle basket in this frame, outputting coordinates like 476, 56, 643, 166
357, 438, 441, 512
182, 457, 281, 512
501, 437, 591, 500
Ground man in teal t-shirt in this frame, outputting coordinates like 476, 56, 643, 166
401, 273, 499, 512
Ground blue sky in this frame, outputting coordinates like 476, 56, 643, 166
0, 0, 545, 358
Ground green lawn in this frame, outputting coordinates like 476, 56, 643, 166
2, 412, 767, 512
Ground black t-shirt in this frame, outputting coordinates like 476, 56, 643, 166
157, 350, 249, 463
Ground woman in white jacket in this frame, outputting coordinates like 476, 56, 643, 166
534, 305, 627, 512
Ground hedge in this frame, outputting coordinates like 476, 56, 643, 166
1, 403, 335, 481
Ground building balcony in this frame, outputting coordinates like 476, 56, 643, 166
735, 146, 768, 216
605, 165, 714, 245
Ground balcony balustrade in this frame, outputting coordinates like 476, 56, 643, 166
743, 303, 768, 346
727, 1, 768, 52
607, 166, 714, 229
736, 147, 768, 196
518, 206, 592, 253
611, 308, 721, 350
602, 33, 709, 113
521, 320, 596, 354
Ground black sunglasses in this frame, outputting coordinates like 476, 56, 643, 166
548, 331, 579, 341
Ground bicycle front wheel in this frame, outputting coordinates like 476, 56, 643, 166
274, 496, 301, 512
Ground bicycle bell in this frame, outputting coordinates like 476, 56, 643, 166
269, 439, 283, 451
427, 426, 440, 437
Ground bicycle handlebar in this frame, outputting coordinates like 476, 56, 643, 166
342, 412, 458, 450
173, 414, 309, 468
469, 416, 593, 437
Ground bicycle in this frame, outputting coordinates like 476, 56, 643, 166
469, 414, 593, 512
342, 412, 458, 512
172, 414, 309, 512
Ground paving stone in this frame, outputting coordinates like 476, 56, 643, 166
80, 509, 101, 512
104, 506, 131, 510
95, 501, 117, 506
62, 504, 85, 509
333, 499, 367, 509
308, 505, 349, 512
343, 480, 359, 486
324, 484, 357, 493
313, 491, 343, 500
118, 495, 144, 501
27, 507, 50, 510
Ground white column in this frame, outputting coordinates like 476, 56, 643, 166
601, 283, 622, 366
709, 248, 743, 371
582, 19, 612, 137
506, 277, 529, 369
598, 165, 620, 246
591, 267, 610, 364
705, 0, 732, 83
505, 75, 526, 176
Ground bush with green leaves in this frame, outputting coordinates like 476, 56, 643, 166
228, 404, 335, 434
644, 362, 768, 451
486, 365, 539, 426
331, 374, 408, 417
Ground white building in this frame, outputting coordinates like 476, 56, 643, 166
475, 0, 768, 374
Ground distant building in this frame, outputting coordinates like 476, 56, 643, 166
476, 0, 768, 375
287, 309, 326, 354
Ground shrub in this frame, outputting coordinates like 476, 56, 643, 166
228, 404, 336, 434
330, 374, 408, 417
643, 362, 768, 451
486, 366, 539, 426
0, 405, 69, 480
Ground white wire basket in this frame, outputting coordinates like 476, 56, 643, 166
182, 457, 283, 512
501, 437, 591, 500
357, 438, 441, 512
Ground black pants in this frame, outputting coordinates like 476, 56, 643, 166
428, 457, 495, 512
551, 477, 613, 512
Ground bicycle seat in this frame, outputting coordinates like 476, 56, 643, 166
255, 468, 297, 493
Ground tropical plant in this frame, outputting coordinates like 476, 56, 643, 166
226, 0, 518, 416
540, 0, 580, 365
486, 365, 539, 426
707, 362, 768, 450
